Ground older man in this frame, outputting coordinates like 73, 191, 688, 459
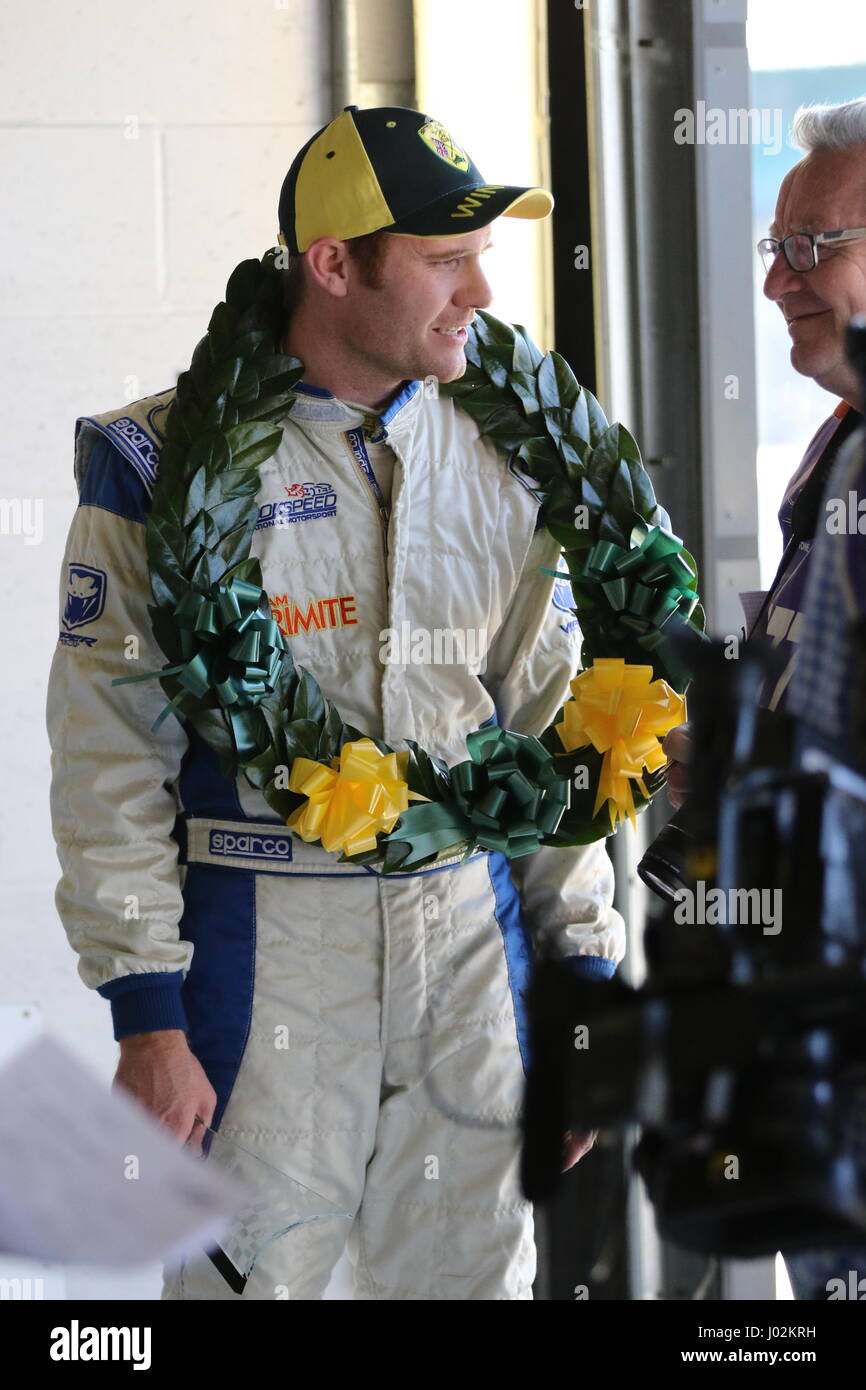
665, 97, 866, 1299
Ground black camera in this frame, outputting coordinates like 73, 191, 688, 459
520, 320, 866, 1256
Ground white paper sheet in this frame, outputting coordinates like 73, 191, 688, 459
0, 1033, 251, 1266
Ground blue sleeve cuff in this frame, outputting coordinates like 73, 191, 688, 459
565, 955, 617, 980
96, 971, 189, 1041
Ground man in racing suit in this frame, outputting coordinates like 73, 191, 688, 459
47, 105, 625, 1300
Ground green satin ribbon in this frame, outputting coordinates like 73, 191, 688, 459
113, 576, 286, 755
380, 801, 476, 871
547, 517, 699, 664
382, 725, 570, 869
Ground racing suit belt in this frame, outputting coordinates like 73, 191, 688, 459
182, 816, 490, 877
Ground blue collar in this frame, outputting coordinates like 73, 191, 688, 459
293, 379, 421, 434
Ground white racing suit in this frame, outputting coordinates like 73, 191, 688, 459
47, 378, 626, 1300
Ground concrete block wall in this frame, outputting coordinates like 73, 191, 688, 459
0, 0, 542, 1302
0, 0, 332, 1299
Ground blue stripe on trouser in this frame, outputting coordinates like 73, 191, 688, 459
178, 864, 257, 1130
486, 851, 534, 1072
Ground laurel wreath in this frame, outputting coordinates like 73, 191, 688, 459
129, 248, 705, 870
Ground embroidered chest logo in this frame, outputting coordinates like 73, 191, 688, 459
270, 594, 359, 639
59, 563, 106, 647
255, 481, 337, 528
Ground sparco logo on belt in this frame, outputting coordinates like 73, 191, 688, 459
209, 831, 293, 861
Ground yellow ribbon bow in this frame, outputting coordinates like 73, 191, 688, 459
286, 737, 428, 857
556, 658, 686, 831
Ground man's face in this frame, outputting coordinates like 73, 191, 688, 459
339, 226, 495, 387
763, 144, 866, 403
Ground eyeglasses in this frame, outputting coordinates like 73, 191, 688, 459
757, 227, 866, 275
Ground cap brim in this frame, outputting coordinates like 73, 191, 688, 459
498, 187, 555, 220
385, 183, 553, 238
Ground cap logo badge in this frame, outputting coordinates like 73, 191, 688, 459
417, 120, 470, 171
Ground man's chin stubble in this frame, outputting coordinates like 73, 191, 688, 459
433, 356, 468, 385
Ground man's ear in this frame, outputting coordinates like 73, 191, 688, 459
303, 238, 351, 299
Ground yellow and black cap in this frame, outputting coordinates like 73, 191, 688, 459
278, 105, 553, 254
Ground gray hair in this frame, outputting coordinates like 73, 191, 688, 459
791, 97, 866, 152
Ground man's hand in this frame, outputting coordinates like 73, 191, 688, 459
663, 722, 692, 810
113, 1029, 217, 1153
561, 1129, 597, 1172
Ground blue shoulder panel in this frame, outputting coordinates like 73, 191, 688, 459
83, 411, 161, 494
79, 433, 151, 526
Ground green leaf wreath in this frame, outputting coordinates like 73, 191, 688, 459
119, 248, 706, 871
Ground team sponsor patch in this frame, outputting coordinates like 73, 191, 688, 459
552, 577, 575, 614
60, 563, 106, 645
256, 482, 337, 528
270, 593, 359, 639
209, 829, 293, 862
105, 415, 160, 491
552, 576, 579, 635
417, 119, 470, 171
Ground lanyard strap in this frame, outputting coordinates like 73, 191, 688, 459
748, 408, 863, 643
346, 425, 390, 527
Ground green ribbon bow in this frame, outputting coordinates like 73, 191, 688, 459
113, 576, 286, 758
555, 517, 700, 684
381, 726, 570, 870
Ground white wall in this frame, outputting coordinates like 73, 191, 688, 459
0, 0, 330, 1300
413, 0, 553, 348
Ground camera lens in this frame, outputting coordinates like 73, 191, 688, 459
637, 809, 693, 903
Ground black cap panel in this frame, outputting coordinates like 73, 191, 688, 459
349, 107, 488, 223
